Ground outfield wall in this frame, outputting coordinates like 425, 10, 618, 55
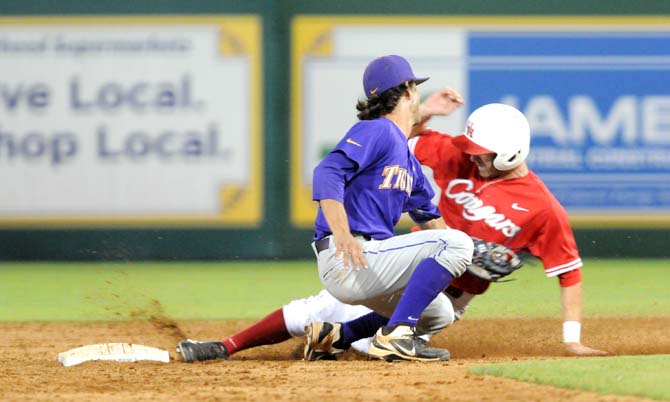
1, 0, 669, 260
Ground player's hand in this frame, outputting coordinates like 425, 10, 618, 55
564, 342, 608, 356
333, 233, 368, 271
419, 87, 464, 119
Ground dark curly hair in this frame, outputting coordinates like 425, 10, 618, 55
356, 81, 415, 121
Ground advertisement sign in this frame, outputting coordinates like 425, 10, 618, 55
469, 32, 670, 218
291, 16, 670, 227
0, 16, 262, 227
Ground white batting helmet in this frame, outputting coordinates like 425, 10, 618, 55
452, 103, 530, 171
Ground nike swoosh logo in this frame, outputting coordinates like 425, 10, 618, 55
346, 138, 362, 147
370, 88, 378, 95
392, 341, 416, 357
408, 316, 420, 322
511, 203, 529, 212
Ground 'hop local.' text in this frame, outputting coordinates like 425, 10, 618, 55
0, 75, 232, 166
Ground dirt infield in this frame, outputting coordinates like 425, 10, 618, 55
1, 317, 668, 401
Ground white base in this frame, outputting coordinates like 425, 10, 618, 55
58, 343, 170, 367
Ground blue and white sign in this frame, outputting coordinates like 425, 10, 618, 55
468, 32, 670, 214
293, 18, 670, 226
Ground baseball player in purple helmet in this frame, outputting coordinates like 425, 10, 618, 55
177, 55, 473, 363
303, 55, 473, 361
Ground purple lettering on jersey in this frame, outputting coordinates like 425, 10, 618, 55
312, 118, 440, 240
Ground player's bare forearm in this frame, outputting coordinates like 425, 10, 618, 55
560, 281, 608, 356
419, 87, 464, 121
411, 87, 464, 139
417, 217, 448, 230
318, 199, 367, 270
319, 199, 351, 238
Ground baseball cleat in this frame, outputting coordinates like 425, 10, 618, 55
303, 322, 345, 361
177, 339, 229, 362
368, 324, 450, 362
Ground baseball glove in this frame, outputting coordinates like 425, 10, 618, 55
467, 237, 523, 282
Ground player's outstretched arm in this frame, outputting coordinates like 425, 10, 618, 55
561, 281, 608, 356
419, 87, 464, 119
411, 87, 464, 138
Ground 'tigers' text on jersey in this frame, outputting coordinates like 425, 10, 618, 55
379, 165, 414, 195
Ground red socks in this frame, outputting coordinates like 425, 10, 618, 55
221, 308, 292, 355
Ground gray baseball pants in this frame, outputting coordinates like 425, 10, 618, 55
312, 229, 473, 335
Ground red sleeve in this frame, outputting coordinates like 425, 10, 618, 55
528, 199, 583, 279
409, 129, 466, 179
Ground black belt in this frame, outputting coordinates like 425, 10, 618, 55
314, 237, 330, 253
314, 233, 372, 253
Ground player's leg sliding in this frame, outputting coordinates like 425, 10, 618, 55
304, 311, 388, 360
368, 258, 455, 362
177, 308, 291, 362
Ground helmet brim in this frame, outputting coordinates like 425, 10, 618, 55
452, 134, 495, 155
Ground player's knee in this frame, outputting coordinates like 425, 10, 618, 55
448, 229, 474, 257
434, 229, 473, 277
283, 289, 357, 337
282, 299, 312, 337
283, 291, 330, 337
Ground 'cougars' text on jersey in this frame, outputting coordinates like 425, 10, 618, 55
445, 179, 521, 237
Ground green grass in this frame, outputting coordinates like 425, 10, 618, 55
468, 258, 670, 318
3, 259, 665, 400
470, 355, 670, 401
0, 261, 323, 321
0, 259, 668, 321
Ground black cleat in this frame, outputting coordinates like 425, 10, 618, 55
177, 339, 229, 362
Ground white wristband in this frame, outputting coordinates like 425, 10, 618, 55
563, 321, 581, 343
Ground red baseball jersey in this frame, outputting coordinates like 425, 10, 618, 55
409, 129, 582, 284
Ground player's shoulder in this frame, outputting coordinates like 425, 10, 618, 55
410, 128, 455, 153
347, 118, 395, 140
423, 127, 450, 136
523, 170, 569, 216
416, 128, 453, 142
524, 171, 557, 199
